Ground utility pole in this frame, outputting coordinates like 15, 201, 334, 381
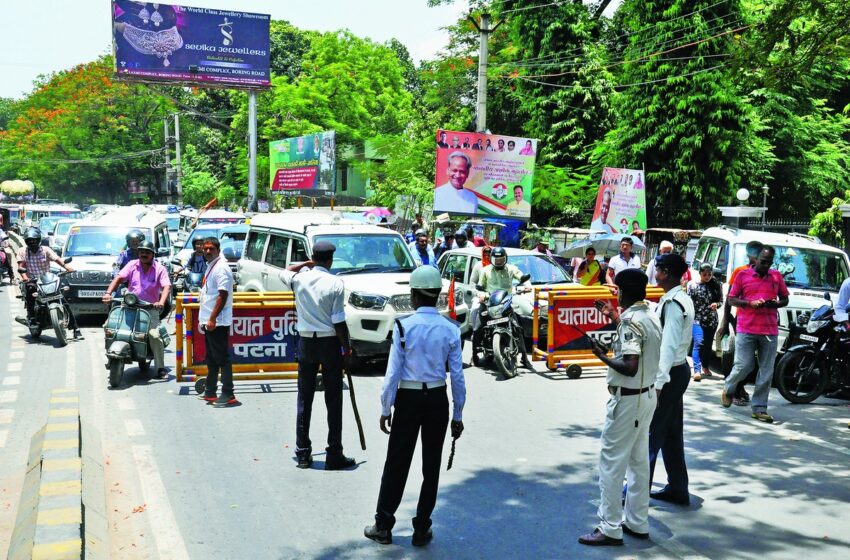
163, 117, 171, 204
173, 113, 183, 207
247, 90, 258, 212
468, 12, 501, 133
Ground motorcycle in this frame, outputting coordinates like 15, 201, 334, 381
14, 259, 73, 346
0, 234, 14, 284
775, 293, 850, 403
475, 276, 531, 379
104, 292, 168, 388
171, 258, 203, 293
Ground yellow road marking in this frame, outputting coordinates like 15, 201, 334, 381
48, 408, 79, 418
39, 480, 81, 497
42, 458, 82, 471
37, 507, 82, 526
45, 422, 78, 433
49, 397, 79, 404
42, 438, 78, 450
31, 539, 82, 559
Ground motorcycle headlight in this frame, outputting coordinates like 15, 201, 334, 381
124, 293, 138, 306
488, 304, 503, 319
349, 292, 387, 311
806, 320, 829, 333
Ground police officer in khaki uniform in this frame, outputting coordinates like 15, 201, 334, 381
364, 266, 466, 547
579, 269, 662, 546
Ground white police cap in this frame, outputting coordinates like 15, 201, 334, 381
410, 266, 443, 290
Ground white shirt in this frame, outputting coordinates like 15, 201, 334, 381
198, 256, 234, 326
279, 265, 345, 336
607, 302, 662, 390
434, 183, 478, 214
656, 285, 695, 388
381, 307, 466, 420
607, 253, 641, 280
836, 278, 850, 322
646, 258, 659, 286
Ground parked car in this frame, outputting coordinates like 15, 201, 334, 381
48, 218, 79, 255
61, 208, 172, 317
237, 210, 468, 363
693, 226, 850, 374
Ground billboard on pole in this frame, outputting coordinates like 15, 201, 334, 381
269, 132, 336, 193
433, 130, 537, 220
111, 1, 270, 88
589, 167, 647, 235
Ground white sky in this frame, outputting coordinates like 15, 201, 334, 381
0, 1, 621, 99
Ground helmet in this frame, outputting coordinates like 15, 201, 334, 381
137, 240, 155, 255
453, 229, 467, 245
410, 266, 443, 292
491, 247, 507, 269
126, 229, 145, 244
414, 229, 427, 240
24, 227, 42, 243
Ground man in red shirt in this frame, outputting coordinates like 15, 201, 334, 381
720, 246, 789, 423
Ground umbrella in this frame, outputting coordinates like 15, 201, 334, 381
586, 233, 645, 256
560, 237, 595, 259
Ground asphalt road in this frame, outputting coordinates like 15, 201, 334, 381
1, 280, 850, 559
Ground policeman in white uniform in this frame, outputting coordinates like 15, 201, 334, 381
364, 266, 466, 547
579, 269, 662, 546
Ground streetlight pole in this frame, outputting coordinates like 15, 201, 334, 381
761, 184, 769, 230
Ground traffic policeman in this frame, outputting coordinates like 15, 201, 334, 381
364, 266, 466, 547
579, 269, 661, 546
279, 241, 356, 471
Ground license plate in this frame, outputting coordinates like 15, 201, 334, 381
78, 290, 105, 298
489, 317, 509, 325
799, 334, 818, 343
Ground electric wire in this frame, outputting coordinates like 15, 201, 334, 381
517, 63, 728, 90
0, 148, 165, 165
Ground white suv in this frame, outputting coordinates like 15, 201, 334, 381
692, 226, 850, 373
236, 210, 468, 362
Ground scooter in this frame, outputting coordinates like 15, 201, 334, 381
474, 276, 532, 378
15, 259, 73, 346
104, 292, 165, 388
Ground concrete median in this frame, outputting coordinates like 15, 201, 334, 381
7, 389, 107, 560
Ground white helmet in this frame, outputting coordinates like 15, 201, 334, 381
410, 266, 442, 290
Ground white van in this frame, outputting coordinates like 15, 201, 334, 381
176, 209, 246, 247
237, 210, 469, 362
61, 208, 172, 317
692, 226, 850, 372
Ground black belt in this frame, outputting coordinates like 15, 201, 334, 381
608, 385, 653, 396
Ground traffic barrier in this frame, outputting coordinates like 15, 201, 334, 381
532, 285, 664, 375
8, 389, 107, 560
175, 291, 300, 391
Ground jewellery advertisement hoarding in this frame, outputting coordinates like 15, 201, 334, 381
111, 1, 270, 88
433, 129, 537, 220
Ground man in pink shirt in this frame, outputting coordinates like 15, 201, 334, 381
720, 246, 788, 423
102, 241, 172, 379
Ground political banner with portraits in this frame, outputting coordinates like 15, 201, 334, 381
433, 130, 537, 220
589, 167, 647, 235
269, 131, 336, 193
111, 1, 270, 88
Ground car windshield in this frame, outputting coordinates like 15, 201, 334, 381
38, 217, 60, 232
166, 217, 179, 231
65, 226, 151, 257
54, 221, 73, 236
314, 234, 415, 274
183, 228, 223, 250
509, 254, 571, 285
732, 244, 849, 291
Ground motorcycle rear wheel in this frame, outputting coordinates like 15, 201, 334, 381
493, 332, 517, 379
776, 348, 828, 404
49, 307, 67, 347
109, 359, 124, 389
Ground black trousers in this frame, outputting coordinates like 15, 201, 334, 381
375, 386, 449, 531
24, 281, 78, 330
649, 362, 690, 497
204, 325, 233, 397
296, 336, 344, 457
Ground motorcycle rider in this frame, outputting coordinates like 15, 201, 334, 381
453, 229, 469, 249
15, 227, 82, 339
187, 237, 207, 274
472, 247, 532, 368
0, 227, 14, 283
115, 230, 146, 270
102, 240, 172, 379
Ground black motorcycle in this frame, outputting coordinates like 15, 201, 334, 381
475, 275, 531, 378
14, 259, 74, 346
775, 295, 850, 403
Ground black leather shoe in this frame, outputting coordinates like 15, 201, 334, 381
364, 524, 392, 545
650, 488, 690, 505
325, 454, 355, 470
412, 528, 433, 547
296, 454, 313, 469
578, 528, 623, 546
622, 524, 649, 540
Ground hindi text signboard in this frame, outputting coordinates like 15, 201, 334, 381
269, 132, 336, 193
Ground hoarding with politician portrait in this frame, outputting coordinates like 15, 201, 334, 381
589, 167, 647, 235
111, 1, 270, 88
269, 132, 336, 193
433, 130, 537, 220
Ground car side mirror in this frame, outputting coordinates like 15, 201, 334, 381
47, 231, 54, 236
825, 292, 831, 301
157, 247, 169, 257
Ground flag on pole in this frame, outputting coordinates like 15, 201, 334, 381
448, 278, 457, 320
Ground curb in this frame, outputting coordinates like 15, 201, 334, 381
7, 389, 108, 560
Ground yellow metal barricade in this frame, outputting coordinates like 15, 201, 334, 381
532, 285, 664, 375
175, 291, 300, 387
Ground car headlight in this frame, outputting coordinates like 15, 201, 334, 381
349, 292, 388, 311
806, 320, 830, 333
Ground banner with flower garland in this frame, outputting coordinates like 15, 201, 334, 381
433, 129, 537, 221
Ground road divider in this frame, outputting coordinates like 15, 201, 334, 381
7, 389, 107, 560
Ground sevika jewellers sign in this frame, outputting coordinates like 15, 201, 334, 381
111, 1, 270, 88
